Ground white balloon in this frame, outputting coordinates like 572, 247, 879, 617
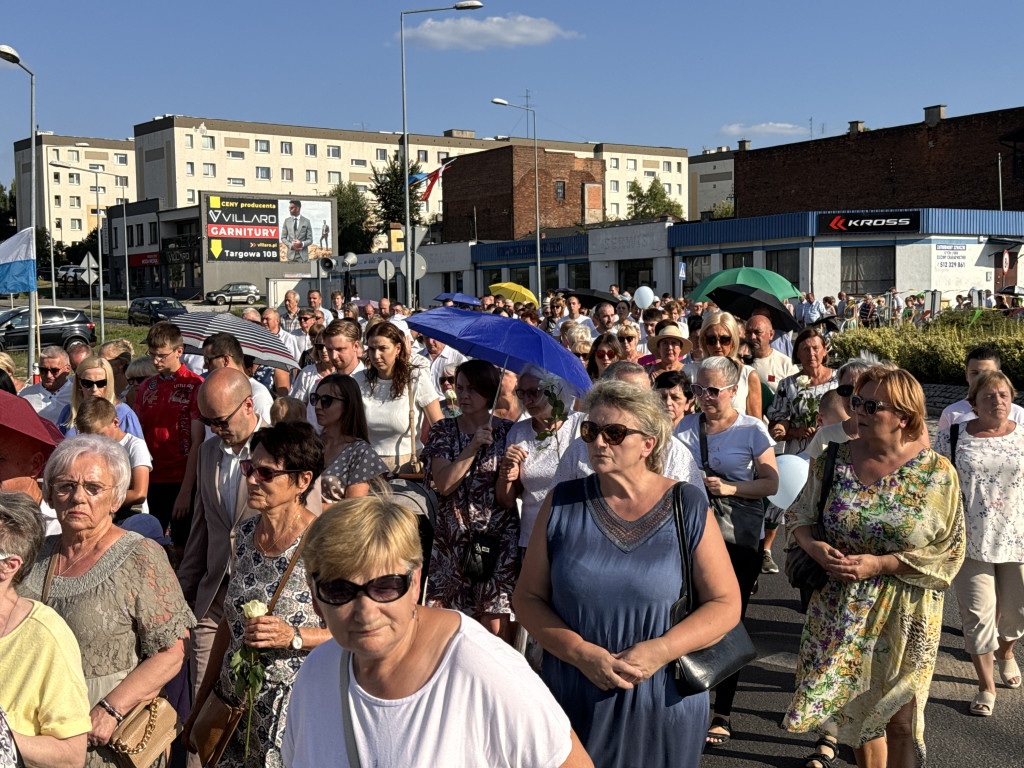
633, 286, 655, 309
767, 453, 811, 510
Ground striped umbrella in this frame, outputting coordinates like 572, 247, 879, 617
171, 311, 298, 371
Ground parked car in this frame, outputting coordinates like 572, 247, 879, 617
61, 266, 87, 284
0, 306, 96, 352
205, 282, 261, 305
127, 297, 189, 326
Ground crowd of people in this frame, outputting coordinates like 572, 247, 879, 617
0, 281, 1018, 768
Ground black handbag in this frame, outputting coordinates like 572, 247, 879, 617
669, 483, 758, 696
784, 441, 840, 593
461, 530, 502, 583
698, 415, 766, 552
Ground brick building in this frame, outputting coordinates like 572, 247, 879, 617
734, 105, 1024, 217
442, 145, 605, 242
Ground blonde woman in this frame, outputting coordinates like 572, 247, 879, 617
698, 312, 762, 419
57, 357, 143, 439
0, 351, 26, 392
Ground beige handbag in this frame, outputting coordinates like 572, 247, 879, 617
108, 697, 181, 768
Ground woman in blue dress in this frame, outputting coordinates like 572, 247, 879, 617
514, 380, 741, 768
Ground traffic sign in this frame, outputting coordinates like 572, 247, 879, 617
378, 259, 396, 280
81, 251, 99, 270
397, 252, 427, 281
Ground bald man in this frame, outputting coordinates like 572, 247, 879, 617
262, 307, 302, 366
745, 314, 798, 394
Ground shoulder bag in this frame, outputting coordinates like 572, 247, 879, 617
669, 483, 757, 696
340, 650, 363, 768
698, 414, 766, 552
189, 534, 308, 767
396, 374, 425, 480
783, 441, 840, 593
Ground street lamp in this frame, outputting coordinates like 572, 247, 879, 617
1, 43, 39, 377
401, 1, 483, 309
492, 97, 541, 298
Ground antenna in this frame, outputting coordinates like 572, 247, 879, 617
809, 117, 813, 139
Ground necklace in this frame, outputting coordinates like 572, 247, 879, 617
56, 535, 105, 577
254, 511, 301, 556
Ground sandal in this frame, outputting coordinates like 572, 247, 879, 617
997, 658, 1022, 689
805, 736, 838, 768
969, 690, 996, 717
705, 716, 731, 746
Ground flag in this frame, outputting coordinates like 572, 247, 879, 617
418, 159, 456, 202
0, 228, 36, 294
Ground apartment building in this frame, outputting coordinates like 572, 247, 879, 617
687, 144, 741, 220
12, 133, 138, 247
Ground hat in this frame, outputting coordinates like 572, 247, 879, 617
120, 513, 172, 546
0, 390, 63, 457
650, 325, 693, 357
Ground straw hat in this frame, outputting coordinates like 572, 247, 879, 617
650, 324, 693, 357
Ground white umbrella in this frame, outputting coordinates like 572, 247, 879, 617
171, 312, 298, 371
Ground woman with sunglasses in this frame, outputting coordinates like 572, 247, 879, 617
674, 356, 778, 747
767, 328, 839, 456
185, 421, 330, 768
571, 340, 592, 366
438, 364, 462, 419
314, 374, 389, 503
515, 380, 741, 768
281, 496, 593, 767
586, 333, 625, 382
783, 367, 964, 768
699, 312, 762, 419
57, 356, 143, 439
616, 326, 642, 363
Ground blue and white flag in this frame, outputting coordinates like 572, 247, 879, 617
0, 228, 36, 294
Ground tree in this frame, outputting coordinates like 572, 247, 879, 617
369, 151, 425, 235
626, 176, 684, 220
64, 227, 98, 266
329, 181, 376, 255
0, 180, 15, 225
711, 200, 735, 219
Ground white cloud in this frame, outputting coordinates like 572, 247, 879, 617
403, 13, 582, 51
719, 122, 806, 138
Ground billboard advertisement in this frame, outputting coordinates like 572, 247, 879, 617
200, 192, 336, 264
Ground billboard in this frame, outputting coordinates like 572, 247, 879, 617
817, 211, 920, 234
200, 193, 336, 264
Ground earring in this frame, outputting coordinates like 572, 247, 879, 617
412, 607, 419, 621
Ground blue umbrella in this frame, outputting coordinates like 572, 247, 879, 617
407, 307, 591, 396
434, 292, 482, 307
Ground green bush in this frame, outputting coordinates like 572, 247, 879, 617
831, 312, 1024, 385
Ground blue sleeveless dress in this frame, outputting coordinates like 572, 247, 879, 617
542, 475, 709, 768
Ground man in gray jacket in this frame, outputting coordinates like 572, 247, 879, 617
281, 199, 313, 262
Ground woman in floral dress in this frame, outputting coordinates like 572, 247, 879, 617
783, 367, 965, 768
768, 328, 839, 455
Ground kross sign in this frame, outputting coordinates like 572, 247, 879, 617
818, 212, 920, 234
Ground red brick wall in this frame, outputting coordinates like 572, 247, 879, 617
735, 107, 1024, 216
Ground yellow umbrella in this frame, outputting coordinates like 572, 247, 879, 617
489, 282, 538, 306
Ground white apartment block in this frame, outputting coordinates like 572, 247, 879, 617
12, 133, 138, 247
688, 143, 746, 220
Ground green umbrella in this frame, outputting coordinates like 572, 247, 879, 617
689, 267, 801, 303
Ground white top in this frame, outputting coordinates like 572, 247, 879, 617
507, 412, 584, 547
674, 413, 775, 483
424, 345, 469, 399
119, 433, 153, 516
318, 308, 335, 325
937, 398, 1024, 432
935, 424, 1024, 562
274, 328, 303, 365
19, 380, 73, 425
751, 350, 799, 394
282, 613, 572, 768
289, 364, 325, 403
803, 419, 851, 460
355, 367, 438, 458
731, 363, 758, 416
557, 314, 595, 334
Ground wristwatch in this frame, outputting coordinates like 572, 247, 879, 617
290, 627, 303, 651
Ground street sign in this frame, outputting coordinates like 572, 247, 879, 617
397, 252, 427, 280
678, 262, 686, 280
81, 267, 98, 286
378, 259, 396, 280
81, 251, 99, 270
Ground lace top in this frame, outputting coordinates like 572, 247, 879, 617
585, 474, 674, 553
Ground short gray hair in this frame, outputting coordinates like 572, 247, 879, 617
582, 379, 670, 474
0, 491, 45, 586
699, 355, 742, 387
43, 435, 131, 510
519, 363, 573, 410
838, 350, 894, 384
39, 345, 68, 365
601, 360, 646, 381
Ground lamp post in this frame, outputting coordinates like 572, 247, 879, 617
401, 1, 482, 309
1, 43, 39, 378
492, 97, 541, 298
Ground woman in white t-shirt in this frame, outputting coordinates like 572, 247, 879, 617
281, 497, 592, 768
355, 323, 442, 470
698, 312, 762, 419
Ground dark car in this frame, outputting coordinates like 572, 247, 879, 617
0, 306, 96, 352
127, 297, 189, 326
205, 282, 261, 305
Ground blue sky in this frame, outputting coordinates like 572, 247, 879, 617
0, 0, 1015, 194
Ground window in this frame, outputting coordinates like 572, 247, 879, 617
202, 135, 215, 150
305, 143, 317, 157
610, 202, 620, 216
68, 173, 81, 185
227, 150, 245, 160
227, 178, 245, 186
417, 150, 427, 163
55, 218, 62, 229
327, 145, 340, 158
723, 251, 754, 269
677, 162, 683, 173
355, 185, 368, 193
663, 161, 671, 173
569, 263, 591, 290
681, 254, 711, 293
306, 170, 318, 183
663, 183, 671, 194
350, 159, 367, 167
51, 148, 60, 160
185, 134, 194, 149
378, 149, 390, 161
186, 162, 194, 176
626, 159, 637, 171
88, 163, 105, 172
54, 195, 62, 207
555, 181, 566, 200
255, 167, 271, 180
127, 226, 134, 247
68, 150, 79, 162
69, 196, 82, 208
281, 168, 293, 182
203, 163, 216, 177
676, 184, 683, 195
149, 222, 158, 244
438, 151, 449, 162
114, 153, 128, 165
114, 175, 127, 187
766, 249, 800, 286
255, 139, 270, 153
112, 228, 119, 249
840, 246, 896, 296
89, 185, 106, 194
115, 197, 127, 205
609, 157, 619, 170
609, 180, 619, 193
644, 170, 655, 178
136, 224, 144, 244
70, 219, 82, 231
328, 171, 341, 184
52, 172, 60, 184
280, 141, 292, 155
186, 189, 196, 204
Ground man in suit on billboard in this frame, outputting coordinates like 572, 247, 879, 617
281, 199, 313, 262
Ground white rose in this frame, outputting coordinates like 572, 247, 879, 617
795, 375, 811, 388
241, 600, 269, 619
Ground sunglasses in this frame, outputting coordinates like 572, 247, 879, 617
198, 397, 248, 429
440, 376, 456, 384
514, 386, 545, 401
580, 420, 646, 445
836, 384, 854, 398
850, 396, 896, 415
80, 379, 107, 389
704, 334, 733, 346
617, 335, 637, 343
239, 460, 305, 483
692, 383, 734, 399
39, 367, 63, 376
129, 376, 148, 385
314, 572, 413, 606
594, 350, 618, 360
310, 392, 343, 408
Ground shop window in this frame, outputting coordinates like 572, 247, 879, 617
570, 262, 591, 290
681, 254, 711, 294
722, 251, 753, 269
841, 246, 896, 296
766, 249, 800, 287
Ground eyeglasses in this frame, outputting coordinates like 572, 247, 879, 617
594, 349, 618, 360
580, 420, 646, 445
575, 352, 590, 360
836, 384, 854, 398
239, 460, 305, 483
514, 386, 545, 401
198, 398, 248, 429
79, 379, 108, 390
52, 480, 110, 498
617, 335, 637, 343
310, 392, 343, 408
692, 383, 734, 399
704, 334, 733, 347
314, 572, 413, 606
39, 367, 63, 377
850, 396, 897, 415
147, 349, 178, 362
439, 376, 456, 384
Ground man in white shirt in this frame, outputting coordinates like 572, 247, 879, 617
557, 296, 595, 335
291, 308, 317, 356
19, 345, 74, 424
323, 319, 365, 377
307, 290, 334, 325
746, 315, 799, 395
591, 302, 618, 338
939, 345, 1024, 430
262, 308, 303, 365
420, 336, 468, 398
201, 333, 274, 423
